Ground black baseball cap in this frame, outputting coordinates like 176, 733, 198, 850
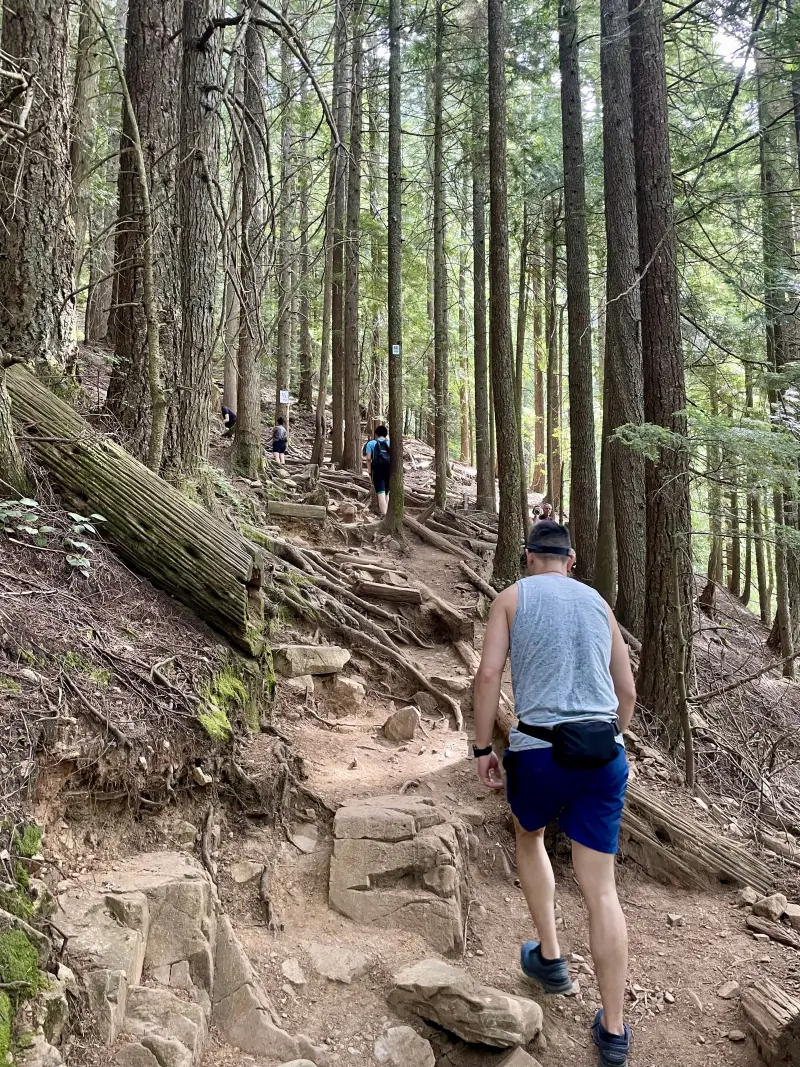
525, 519, 573, 556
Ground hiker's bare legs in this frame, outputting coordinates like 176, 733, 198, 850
377, 493, 388, 516
572, 840, 627, 1036
514, 820, 560, 961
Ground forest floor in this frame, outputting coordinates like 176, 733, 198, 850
4, 361, 800, 1067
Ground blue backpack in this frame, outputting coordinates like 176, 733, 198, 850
372, 438, 390, 467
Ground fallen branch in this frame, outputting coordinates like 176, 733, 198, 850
746, 914, 800, 949
403, 514, 478, 562
459, 561, 498, 601
693, 650, 800, 704
353, 580, 423, 605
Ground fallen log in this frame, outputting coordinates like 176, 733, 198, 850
746, 915, 800, 949
266, 499, 327, 521
742, 978, 800, 1066
353, 580, 422, 605
418, 583, 474, 643
459, 561, 498, 601
7, 365, 265, 655
489, 695, 773, 894
403, 514, 478, 562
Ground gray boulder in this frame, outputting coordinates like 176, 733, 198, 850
374, 1025, 435, 1067
753, 893, 788, 923
383, 707, 418, 743
274, 645, 351, 678
388, 959, 543, 1048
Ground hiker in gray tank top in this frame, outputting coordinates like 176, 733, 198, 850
472, 520, 637, 1067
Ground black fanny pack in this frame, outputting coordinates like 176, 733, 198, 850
516, 719, 620, 770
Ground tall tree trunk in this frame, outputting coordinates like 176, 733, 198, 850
173, 0, 222, 489
707, 376, 724, 587
630, 0, 693, 744
725, 398, 741, 596
71, 0, 100, 301
331, 0, 349, 465
472, 98, 494, 513
0, 0, 75, 368
433, 0, 449, 507
515, 206, 530, 526
752, 490, 770, 623
594, 326, 617, 607
221, 45, 243, 413
297, 128, 313, 412
275, 22, 295, 427
106, 0, 182, 462
459, 169, 470, 465
741, 495, 753, 607
367, 63, 383, 431
757, 16, 795, 673
531, 232, 546, 493
342, 2, 364, 471
545, 201, 560, 509
386, 0, 405, 532
559, 0, 597, 579
232, 21, 267, 478
600, 0, 645, 632
85, 0, 127, 343
488, 0, 524, 586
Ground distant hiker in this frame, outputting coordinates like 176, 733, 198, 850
272, 417, 288, 464
473, 520, 636, 1067
365, 424, 391, 516
535, 502, 553, 522
221, 405, 236, 438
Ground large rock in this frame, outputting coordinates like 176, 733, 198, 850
329, 675, 366, 708
383, 707, 418, 743
374, 1025, 435, 1067
753, 893, 788, 923
16, 1037, 63, 1067
329, 796, 468, 954
212, 915, 321, 1064
115, 1045, 160, 1067
123, 987, 206, 1061
274, 645, 351, 678
388, 960, 543, 1048
498, 1051, 544, 1067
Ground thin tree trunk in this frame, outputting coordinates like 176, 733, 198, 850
342, 1, 364, 472
559, 0, 597, 579
630, 0, 694, 744
105, 0, 181, 464
600, 0, 645, 632
275, 21, 295, 426
753, 490, 770, 623
232, 21, 267, 478
546, 200, 560, 509
0, 0, 75, 368
472, 97, 494, 513
433, 0, 449, 507
488, 0, 524, 586
707, 376, 724, 586
311, 107, 339, 468
174, 0, 223, 489
71, 0, 99, 301
531, 231, 545, 493
331, 0, 349, 465
726, 398, 741, 597
594, 335, 617, 607
0, 365, 28, 493
386, 0, 405, 533
297, 128, 313, 411
515, 205, 530, 527
221, 36, 243, 412
459, 168, 470, 465
741, 495, 753, 607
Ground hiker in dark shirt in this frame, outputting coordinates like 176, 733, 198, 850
221, 405, 236, 437
272, 417, 288, 464
365, 424, 391, 516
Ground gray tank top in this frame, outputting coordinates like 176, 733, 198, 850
508, 574, 620, 752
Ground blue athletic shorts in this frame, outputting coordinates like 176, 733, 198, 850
272, 438, 287, 454
372, 465, 390, 494
504, 745, 629, 855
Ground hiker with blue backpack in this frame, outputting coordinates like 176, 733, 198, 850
365, 425, 391, 516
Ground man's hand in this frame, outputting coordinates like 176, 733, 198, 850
477, 752, 504, 790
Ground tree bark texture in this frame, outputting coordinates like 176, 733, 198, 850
105, 0, 182, 461
531, 234, 545, 493
330, 1, 349, 466
298, 127, 314, 412
0, 0, 75, 368
275, 24, 295, 427
386, 0, 405, 533
232, 21, 267, 479
559, 0, 597, 579
71, 0, 100, 294
433, 0, 449, 507
600, 0, 645, 634
472, 101, 494, 513
173, 0, 223, 488
459, 169, 470, 465
546, 201, 561, 509
0, 366, 27, 494
630, 0, 694, 745
488, 0, 524, 586
343, 4, 364, 472
7, 364, 266, 654
515, 208, 530, 527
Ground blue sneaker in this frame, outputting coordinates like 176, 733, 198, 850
520, 941, 574, 994
592, 1009, 632, 1066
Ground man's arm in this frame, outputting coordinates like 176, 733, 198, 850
607, 607, 636, 731
474, 589, 514, 787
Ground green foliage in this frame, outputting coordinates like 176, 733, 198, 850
0, 931, 43, 999
0, 498, 106, 574
197, 703, 232, 743
14, 825, 42, 860
0, 991, 10, 1061
202, 665, 260, 735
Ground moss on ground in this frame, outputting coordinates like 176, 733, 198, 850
14, 825, 42, 859
0, 991, 10, 1061
0, 931, 42, 998
200, 662, 263, 736
197, 703, 232, 743
0, 678, 20, 695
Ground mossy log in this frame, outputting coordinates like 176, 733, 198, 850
7, 365, 265, 655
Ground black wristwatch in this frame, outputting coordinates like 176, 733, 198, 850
472, 744, 493, 758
